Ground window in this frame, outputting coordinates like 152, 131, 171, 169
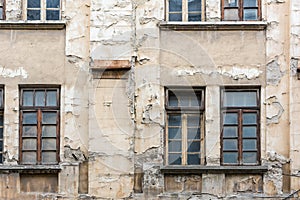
19, 87, 60, 165
26, 0, 60, 20
0, 0, 5, 20
166, 0, 205, 22
165, 87, 205, 165
221, 88, 260, 165
0, 88, 3, 163
221, 0, 261, 21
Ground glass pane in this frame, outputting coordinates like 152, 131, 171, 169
223, 126, 238, 137
244, 0, 257, 7
46, 10, 60, 20
23, 112, 37, 124
243, 113, 257, 124
0, 115, 3, 126
188, 0, 201, 11
0, 90, 2, 107
35, 91, 45, 106
190, 94, 201, 107
168, 92, 178, 107
23, 91, 34, 106
168, 128, 181, 139
187, 141, 200, 152
27, 10, 41, 20
42, 139, 56, 150
28, 0, 40, 8
42, 126, 57, 137
23, 126, 37, 137
169, 13, 182, 21
46, 91, 57, 106
224, 0, 238, 7
22, 152, 36, 164
188, 13, 201, 21
224, 91, 257, 107
187, 154, 200, 165
0, 128, 3, 138
243, 152, 257, 163
168, 141, 182, 152
188, 128, 200, 139
179, 95, 189, 106
23, 139, 37, 150
244, 9, 258, 20
0, 154, 2, 163
224, 8, 239, 21
42, 152, 57, 163
169, 0, 182, 12
223, 139, 238, 150
243, 126, 257, 137
42, 112, 57, 124
0, 9, 3, 20
187, 115, 200, 127
168, 115, 181, 126
243, 139, 257, 150
168, 153, 181, 165
223, 113, 238, 124
223, 152, 238, 164
0, 141, 2, 150
47, 0, 60, 8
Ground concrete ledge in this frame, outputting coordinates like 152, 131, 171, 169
161, 165, 268, 174
159, 21, 268, 31
0, 165, 62, 173
0, 21, 66, 30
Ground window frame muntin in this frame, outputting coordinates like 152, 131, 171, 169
24, 0, 61, 21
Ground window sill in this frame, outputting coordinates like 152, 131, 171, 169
161, 165, 268, 174
159, 21, 267, 31
0, 165, 61, 173
0, 21, 66, 30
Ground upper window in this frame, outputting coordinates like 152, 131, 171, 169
166, 0, 204, 22
19, 87, 60, 165
0, 88, 3, 163
0, 0, 5, 20
165, 87, 205, 165
222, 0, 261, 21
221, 88, 260, 165
26, 0, 60, 20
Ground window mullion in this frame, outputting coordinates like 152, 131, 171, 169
37, 109, 42, 164
182, 114, 187, 165
42, 0, 46, 21
239, 0, 243, 20
183, 0, 188, 22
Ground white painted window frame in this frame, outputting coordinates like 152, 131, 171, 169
23, 0, 61, 21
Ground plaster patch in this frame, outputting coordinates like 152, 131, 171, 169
266, 96, 284, 124
0, 67, 28, 79
267, 59, 285, 85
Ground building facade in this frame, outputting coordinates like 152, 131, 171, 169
0, 0, 299, 199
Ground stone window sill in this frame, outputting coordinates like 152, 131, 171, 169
159, 21, 267, 31
0, 165, 61, 173
0, 21, 65, 30
161, 165, 268, 174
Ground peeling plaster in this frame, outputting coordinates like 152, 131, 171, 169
290, 57, 299, 76
0, 67, 28, 78
267, 59, 285, 85
266, 96, 284, 124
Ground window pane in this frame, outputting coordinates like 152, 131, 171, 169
190, 93, 201, 107
168, 153, 181, 165
223, 152, 238, 164
0, 90, 2, 107
223, 139, 238, 150
179, 95, 189, 106
168, 141, 182, 152
168, 92, 178, 107
187, 115, 200, 127
224, 91, 257, 107
243, 0, 257, 7
46, 91, 57, 106
42, 152, 57, 163
244, 9, 258, 20
188, 128, 200, 139
168, 128, 181, 139
23, 139, 37, 150
0, 141, 2, 150
47, 0, 60, 8
187, 154, 200, 165
188, 13, 201, 21
187, 141, 200, 152
169, 13, 182, 21
223, 126, 238, 137
0, 154, 2, 163
28, 0, 40, 8
46, 10, 60, 20
243, 152, 257, 163
224, 0, 238, 7
0, 128, 3, 138
42, 126, 57, 137
35, 91, 45, 106
243, 126, 257, 137
23, 91, 34, 106
188, 0, 201, 12
22, 152, 37, 164
243, 113, 257, 124
0, 8, 3, 20
0, 115, 3, 126
168, 115, 181, 126
169, 0, 182, 12
42, 139, 56, 150
23, 126, 37, 137
223, 113, 238, 124
224, 8, 239, 21
27, 10, 41, 20
42, 112, 57, 124
243, 139, 257, 150
23, 113, 37, 124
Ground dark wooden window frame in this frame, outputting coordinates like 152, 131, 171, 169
220, 87, 260, 166
0, 0, 5, 20
221, 0, 261, 21
19, 86, 60, 165
165, 87, 205, 166
0, 87, 4, 163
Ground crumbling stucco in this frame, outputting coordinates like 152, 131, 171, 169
266, 96, 284, 124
